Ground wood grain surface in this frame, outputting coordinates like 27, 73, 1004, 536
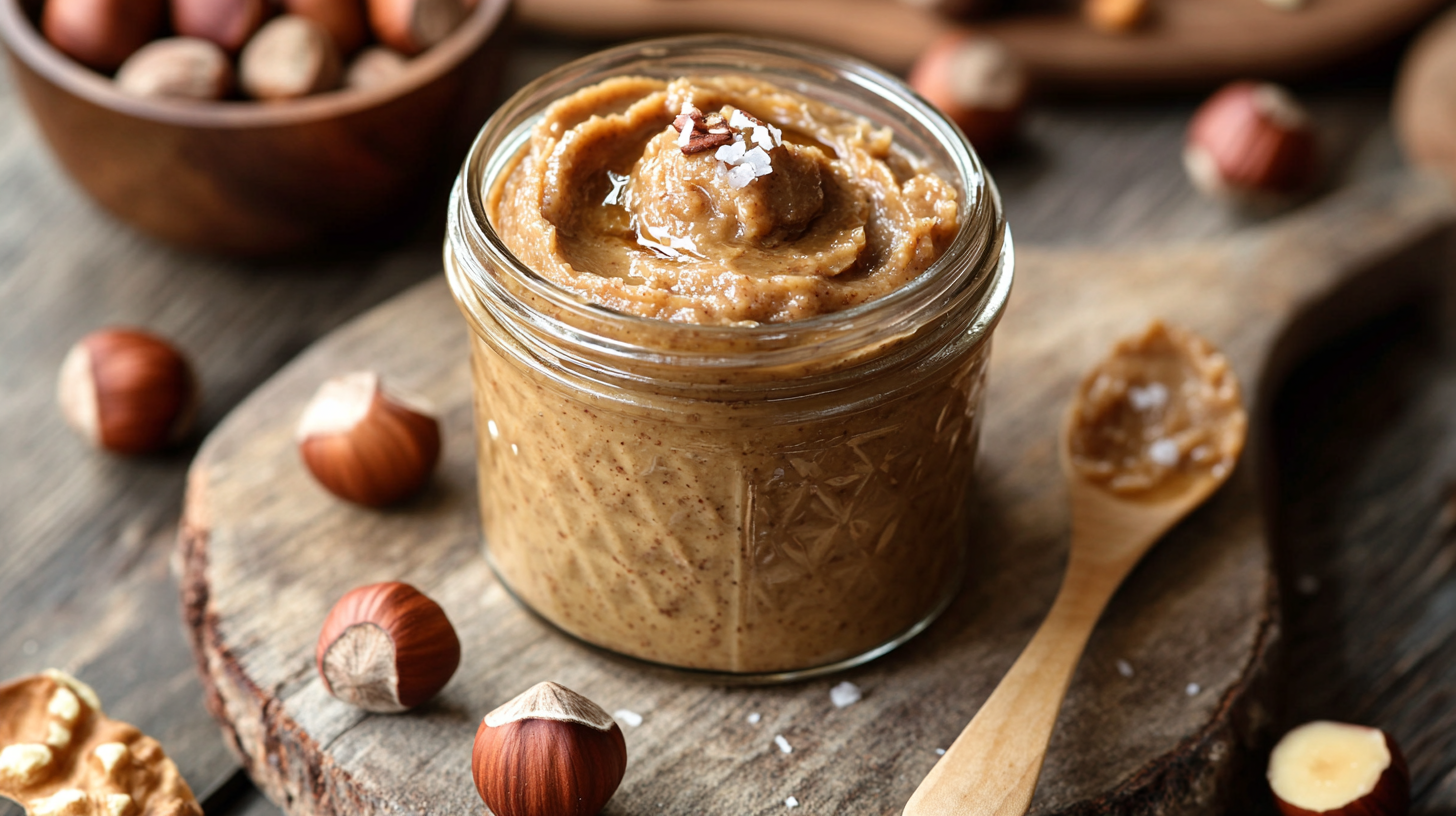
177, 171, 1451, 815
515, 0, 1449, 88
4, 31, 1456, 816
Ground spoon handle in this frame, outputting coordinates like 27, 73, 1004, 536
902, 557, 1132, 816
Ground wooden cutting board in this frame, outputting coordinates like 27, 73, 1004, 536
179, 173, 1453, 816
515, 0, 1450, 89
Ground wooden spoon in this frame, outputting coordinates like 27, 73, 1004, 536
904, 322, 1248, 816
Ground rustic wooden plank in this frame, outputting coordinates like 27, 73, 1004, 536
178, 165, 1455, 815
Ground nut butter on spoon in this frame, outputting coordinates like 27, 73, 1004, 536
903, 321, 1248, 816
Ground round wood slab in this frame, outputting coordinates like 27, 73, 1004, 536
180, 174, 1453, 815
515, 0, 1449, 89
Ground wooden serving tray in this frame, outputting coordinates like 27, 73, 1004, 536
180, 174, 1453, 815
515, 0, 1450, 88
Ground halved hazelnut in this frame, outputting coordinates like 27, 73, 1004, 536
316, 581, 461, 712
1184, 81, 1320, 205
57, 328, 198, 455
366, 0, 465, 56
472, 682, 628, 816
115, 37, 234, 100
239, 15, 343, 101
909, 33, 1027, 157
1268, 721, 1410, 816
296, 371, 441, 506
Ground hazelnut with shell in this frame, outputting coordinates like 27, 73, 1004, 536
472, 682, 629, 816
57, 328, 198, 455
1184, 81, 1320, 206
909, 33, 1027, 157
316, 581, 461, 713
296, 371, 441, 506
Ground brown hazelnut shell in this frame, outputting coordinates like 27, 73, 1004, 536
296, 372, 440, 506
1185, 81, 1319, 198
41, 0, 165, 71
57, 328, 197, 455
316, 581, 461, 712
909, 32, 1026, 157
472, 684, 628, 816
283, 0, 370, 55
170, 0, 272, 53
366, 0, 465, 56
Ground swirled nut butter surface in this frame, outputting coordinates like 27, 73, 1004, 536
468, 72, 988, 674
488, 76, 961, 324
1069, 322, 1247, 496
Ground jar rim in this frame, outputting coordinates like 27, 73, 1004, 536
448, 34, 1012, 364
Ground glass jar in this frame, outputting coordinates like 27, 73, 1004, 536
444, 36, 1014, 679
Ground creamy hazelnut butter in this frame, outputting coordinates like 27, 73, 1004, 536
445, 38, 1013, 676
1069, 322, 1246, 497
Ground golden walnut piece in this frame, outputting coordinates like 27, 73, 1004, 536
0, 670, 202, 816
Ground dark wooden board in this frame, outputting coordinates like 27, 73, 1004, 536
515, 0, 1449, 89
178, 172, 1451, 814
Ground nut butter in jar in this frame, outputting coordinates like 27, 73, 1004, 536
445, 36, 1014, 678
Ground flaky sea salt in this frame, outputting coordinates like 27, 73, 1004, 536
752, 125, 775, 151
614, 710, 643, 727
830, 681, 862, 708
1148, 439, 1180, 466
742, 147, 773, 177
775, 735, 793, 754
934, 748, 946, 755
727, 164, 757, 189
1116, 659, 1134, 678
1127, 382, 1168, 411
677, 119, 694, 148
747, 712, 762, 724
785, 796, 799, 808
715, 141, 747, 165
1186, 683, 1201, 696
729, 109, 754, 130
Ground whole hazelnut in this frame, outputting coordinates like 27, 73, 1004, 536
1184, 81, 1320, 205
316, 582, 461, 712
909, 33, 1027, 157
57, 328, 198, 455
472, 682, 628, 816
170, 0, 271, 53
41, 0, 165, 71
366, 0, 465, 56
296, 371, 441, 506
1268, 721, 1409, 816
344, 46, 409, 90
115, 38, 234, 100
239, 15, 344, 101
283, 0, 369, 55
1084, 0, 1150, 33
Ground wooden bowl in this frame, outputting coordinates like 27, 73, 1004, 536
0, 0, 511, 255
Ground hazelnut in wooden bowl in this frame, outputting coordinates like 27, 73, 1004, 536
0, 0, 510, 256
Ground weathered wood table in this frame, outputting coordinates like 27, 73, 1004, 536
1, 37, 1453, 816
